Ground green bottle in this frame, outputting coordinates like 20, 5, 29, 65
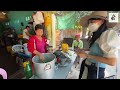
23, 61, 33, 79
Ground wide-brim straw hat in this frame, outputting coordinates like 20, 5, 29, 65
80, 11, 118, 28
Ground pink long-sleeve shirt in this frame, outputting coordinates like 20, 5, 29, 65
27, 36, 48, 57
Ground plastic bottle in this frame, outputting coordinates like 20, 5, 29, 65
62, 43, 69, 53
23, 61, 33, 79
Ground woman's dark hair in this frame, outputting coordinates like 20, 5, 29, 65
35, 24, 44, 31
89, 20, 108, 47
26, 26, 30, 28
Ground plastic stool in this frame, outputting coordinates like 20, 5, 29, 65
0, 68, 7, 79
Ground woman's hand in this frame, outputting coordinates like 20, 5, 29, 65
76, 49, 88, 58
39, 53, 44, 61
33, 50, 45, 61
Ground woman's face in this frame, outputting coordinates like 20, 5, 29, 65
88, 19, 104, 32
35, 29, 43, 36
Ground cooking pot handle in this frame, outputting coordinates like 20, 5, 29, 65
44, 63, 51, 70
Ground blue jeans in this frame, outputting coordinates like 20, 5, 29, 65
79, 60, 105, 79
85, 63, 105, 79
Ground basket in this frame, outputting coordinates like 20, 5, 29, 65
12, 44, 23, 53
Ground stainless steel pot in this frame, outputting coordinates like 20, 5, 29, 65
32, 53, 56, 79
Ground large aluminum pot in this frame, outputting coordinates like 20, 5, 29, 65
32, 53, 56, 79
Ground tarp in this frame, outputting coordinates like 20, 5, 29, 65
56, 11, 93, 30
56, 11, 79, 30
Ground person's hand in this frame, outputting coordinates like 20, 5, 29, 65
75, 49, 87, 58
75, 48, 84, 55
79, 52, 88, 58
39, 54, 44, 61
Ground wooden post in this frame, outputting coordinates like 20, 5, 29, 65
51, 14, 56, 49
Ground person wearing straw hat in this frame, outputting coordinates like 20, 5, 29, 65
76, 11, 120, 79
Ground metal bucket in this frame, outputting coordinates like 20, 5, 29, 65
32, 53, 56, 79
